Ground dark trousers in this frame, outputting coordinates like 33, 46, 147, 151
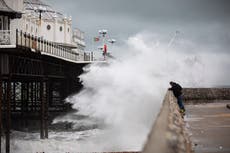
177, 95, 185, 110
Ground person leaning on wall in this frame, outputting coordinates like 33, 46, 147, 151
168, 81, 185, 115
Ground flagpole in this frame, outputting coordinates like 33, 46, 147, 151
92, 36, 94, 53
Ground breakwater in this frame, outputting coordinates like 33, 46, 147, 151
142, 88, 230, 153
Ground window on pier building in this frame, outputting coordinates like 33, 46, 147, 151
0, 16, 2, 30
60, 26, 62, 32
47, 24, 51, 30
3, 16, 9, 30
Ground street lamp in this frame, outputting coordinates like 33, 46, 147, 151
98, 29, 116, 60
34, 6, 47, 26
98, 29, 107, 60
99, 29, 107, 37
108, 39, 116, 44
108, 39, 116, 57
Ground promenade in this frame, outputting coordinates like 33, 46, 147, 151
185, 101, 230, 153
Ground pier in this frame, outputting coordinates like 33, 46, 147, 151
0, 30, 91, 153
1, 0, 229, 153
0, 0, 97, 152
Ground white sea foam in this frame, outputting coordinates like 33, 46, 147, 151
4, 31, 230, 153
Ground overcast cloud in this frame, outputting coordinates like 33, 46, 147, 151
47, 0, 230, 54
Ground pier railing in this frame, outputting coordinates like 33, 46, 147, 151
15, 29, 91, 62
0, 30, 11, 45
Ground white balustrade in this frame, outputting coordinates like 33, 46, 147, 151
0, 29, 92, 62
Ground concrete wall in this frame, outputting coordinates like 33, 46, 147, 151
142, 91, 192, 153
142, 88, 230, 153
183, 88, 230, 101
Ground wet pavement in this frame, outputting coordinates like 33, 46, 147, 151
185, 101, 230, 153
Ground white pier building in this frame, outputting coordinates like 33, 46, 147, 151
0, 0, 91, 62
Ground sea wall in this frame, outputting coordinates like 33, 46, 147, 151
182, 88, 230, 101
142, 91, 192, 153
142, 88, 230, 153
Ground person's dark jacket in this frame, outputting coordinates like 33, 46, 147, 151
169, 82, 182, 97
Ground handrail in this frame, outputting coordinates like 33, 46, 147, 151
15, 29, 91, 62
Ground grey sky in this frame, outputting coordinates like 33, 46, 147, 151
47, 0, 230, 52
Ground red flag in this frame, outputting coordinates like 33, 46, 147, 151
94, 37, 100, 42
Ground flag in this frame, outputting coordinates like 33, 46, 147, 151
94, 37, 100, 42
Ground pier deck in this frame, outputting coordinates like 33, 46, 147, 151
185, 101, 230, 153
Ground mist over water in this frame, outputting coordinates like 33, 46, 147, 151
6, 32, 230, 153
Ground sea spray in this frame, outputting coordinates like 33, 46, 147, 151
6, 32, 230, 153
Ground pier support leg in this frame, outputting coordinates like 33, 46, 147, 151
40, 79, 48, 139
40, 81, 44, 139
25, 82, 29, 127
6, 79, 11, 153
44, 80, 49, 138
0, 78, 2, 153
21, 82, 25, 129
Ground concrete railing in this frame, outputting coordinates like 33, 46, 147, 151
142, 91, 192, 153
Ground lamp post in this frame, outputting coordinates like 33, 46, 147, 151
107, 39, 116, 58
98, 29, 116, 60
35, 6, 47, 24
108, 39, 116, 44
166, 30, 180, 69
25, 5, 53, 36
34, 6, 47, 35
99, 29, 107, 60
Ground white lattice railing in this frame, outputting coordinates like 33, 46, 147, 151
0, 30, 11, 45
15, 29, 92, 62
